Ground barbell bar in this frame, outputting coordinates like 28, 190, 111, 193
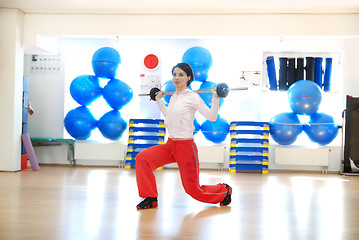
139, 83, 248, 101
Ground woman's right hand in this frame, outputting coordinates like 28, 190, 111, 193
155, 90, 165, 101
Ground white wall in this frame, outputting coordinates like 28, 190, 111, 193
22, 13, 359, 98
3, 11, 359, 170
0, 9, 24, 171
342, 38, 359, 95
23, 13, 359, 46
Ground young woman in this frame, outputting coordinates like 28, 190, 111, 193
135, 62, 232, 210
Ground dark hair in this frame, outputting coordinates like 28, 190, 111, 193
172, 62, 194, 86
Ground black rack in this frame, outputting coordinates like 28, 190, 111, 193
339, 95, 359, 175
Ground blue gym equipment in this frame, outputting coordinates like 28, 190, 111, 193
198, 81, 224, 108
201, 115, 230, 144
182, 46, 213, 82
92, 47, 121, 79
97, 110, 128, 140
70, 75, 102, 106
269, 112, 303, 145
64, 106, 97, 140
65, 47, 133, 140
287, 80, 322, 115
265, 56, 277, 90
323, 58, 332, 92
303, 112, 339, 145
102, 78, 133, 110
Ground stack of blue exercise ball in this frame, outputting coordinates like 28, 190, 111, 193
161, 46, 229, 144
269, 80, 339, 145
64, 47, 133, 140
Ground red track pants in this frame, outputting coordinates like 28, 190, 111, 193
136, 138, 227, 204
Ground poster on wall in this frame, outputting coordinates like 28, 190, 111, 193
24, 54, 65, 138
29, 54, 62, 75
139, 54, 161, 94
139, 53, 162, 119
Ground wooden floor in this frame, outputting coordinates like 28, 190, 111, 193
1, 165, 359, 240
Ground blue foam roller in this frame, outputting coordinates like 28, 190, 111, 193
266, 56, 277, 90
323, 58, 332, 92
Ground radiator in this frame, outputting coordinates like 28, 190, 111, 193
74, 141, 126, 161
274, 146, 330, 166
198, 145, 225, 164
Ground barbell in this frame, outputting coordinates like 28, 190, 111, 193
139, 83, 248, 101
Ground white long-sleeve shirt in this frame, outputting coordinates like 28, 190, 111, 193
156, 89, 219, 139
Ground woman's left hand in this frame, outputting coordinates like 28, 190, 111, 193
211, 86, 219, 98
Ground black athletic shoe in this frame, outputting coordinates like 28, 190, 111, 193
136, 197, 158, 210
220, 183, 232, 206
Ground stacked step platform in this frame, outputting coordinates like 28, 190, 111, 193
229, 121, 270, 174
125, 119, 166, 169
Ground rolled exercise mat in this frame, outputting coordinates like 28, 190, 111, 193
296, 58, 304, 81
323, 58, 332, 92
266, 56, 277, 90
278, 57, 288, 90
314, 57, 323, 88
21, 133, 40, 171
305, 57, 315, 81
287, 58, 296, 88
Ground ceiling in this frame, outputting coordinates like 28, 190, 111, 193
2, 0, 359, 14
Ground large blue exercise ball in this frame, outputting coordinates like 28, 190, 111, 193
182, 46, 213, 82
70, 75, 102, 106
304, 112, 339, 145
102, 78, 133, 110
97, 110, 127, 140
92, 47, 121, 79
198, 81, 224, 108
201, 115, 230, 144
269, 112, 303, 145
161, 80, 193, 105
287, 80, 322, 115
161, 80, 176, 105
64, 106, 97, 140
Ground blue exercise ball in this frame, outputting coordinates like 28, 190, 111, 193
201, 115, 230, 144
198, 81, 224, 108
182, 46, 213, 82
64, 106, 97, 140
97, 110, 128, 140
269, 112, 303, 145
102, 78, 133, 110
193, 118, 201, 135
304, 112, 339, 145
92, 47, 121, 79
161, 79, 194, 105
161, 80, 176, 105
287, 80, 322, 115
70, 75, 102, 106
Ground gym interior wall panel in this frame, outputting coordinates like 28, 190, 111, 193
24, 54, 65, 139
0, 9, 24, 171
23, 14, 359, 48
